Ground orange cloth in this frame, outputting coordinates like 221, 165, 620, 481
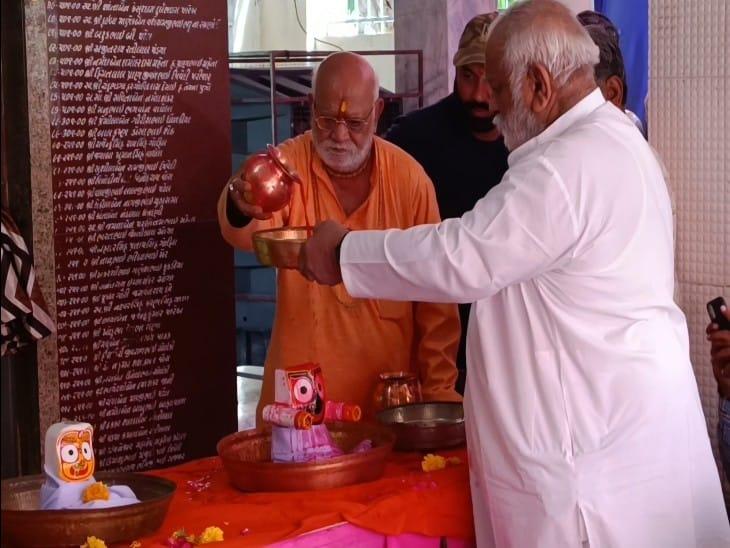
141, 448, 473, 546
218, 133, 461, 422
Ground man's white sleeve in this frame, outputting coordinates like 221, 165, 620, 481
341, 158, 579, 304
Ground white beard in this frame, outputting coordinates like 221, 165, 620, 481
313, 134, 373, 173
494, 86, 546, 152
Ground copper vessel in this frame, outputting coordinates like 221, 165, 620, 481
217, 422, 395, 492
372, 371, 422, 413
241, 144, 301, 213
1, 472, 175, 547
252, 226, 312, 269
377, 402, 466, 451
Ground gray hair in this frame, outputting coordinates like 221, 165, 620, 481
490, 0, 600, 92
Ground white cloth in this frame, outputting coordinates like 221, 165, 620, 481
340, 89, 729, 547
39, 470, 139, 510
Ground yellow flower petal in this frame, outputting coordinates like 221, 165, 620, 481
198, 526, 224, 544
81, 537, 107, 548
82, 482, 110, 503
421, 453, 447, 472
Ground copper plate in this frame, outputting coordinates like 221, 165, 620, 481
1, 472, 175, 547
376, 402, 466, 451
217, 422, 395, 492
252, 226, 311, 269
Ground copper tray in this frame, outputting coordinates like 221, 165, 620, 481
1, 472, 175, 547
252, 226, 311, 269
377, 402, 466, 451
217, 422, 395, 492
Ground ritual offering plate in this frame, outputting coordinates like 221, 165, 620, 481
1, 472, 175, 547
376, 402, 466, 451
217, 421, 395, 492
252, 226, 311, 269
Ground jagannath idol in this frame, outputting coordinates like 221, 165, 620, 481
40, 421, 140, 510
262, 363, 372, 462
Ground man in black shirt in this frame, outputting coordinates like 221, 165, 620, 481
385, 13, 509, 393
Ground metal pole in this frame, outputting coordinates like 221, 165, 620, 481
417, 50, 424, 108
269, 51, 278, 144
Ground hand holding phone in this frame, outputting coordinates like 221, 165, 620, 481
707, 296, 730, 331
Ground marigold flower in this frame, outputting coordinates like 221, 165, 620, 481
166, 529, 195, 548
421, 453, 447, 472
198, 526, 224, 544
82, 482, 110, 503
81, 537, 107, 548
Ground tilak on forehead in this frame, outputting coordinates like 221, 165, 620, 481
339, 99, 348, 115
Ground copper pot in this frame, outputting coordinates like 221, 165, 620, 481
217, 422, 395, 492
240, 144, 301, 213
372, 372, 422, 414
1, 472, 175, 547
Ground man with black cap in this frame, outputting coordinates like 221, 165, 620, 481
385, 13, 509, 393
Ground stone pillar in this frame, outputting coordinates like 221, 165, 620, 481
23, 0, 59, 458
394, 0, 496, 111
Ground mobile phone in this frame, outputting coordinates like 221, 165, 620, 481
707, 297, 730, 330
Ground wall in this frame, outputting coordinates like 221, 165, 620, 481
649, 0, 729, 502
228, 0, 261, 52
394, 0, 494, 109
556, 0, 593, 13
227, 0, 394, 90
260, 0, 307, 51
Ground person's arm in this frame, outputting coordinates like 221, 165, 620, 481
217, 138, 305, 250
707, 305, 730, 397
340, 158, 580, 304
217, 183, 285, 252
407, 167, 462, 401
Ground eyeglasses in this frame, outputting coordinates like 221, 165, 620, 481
312, 101, 377, 134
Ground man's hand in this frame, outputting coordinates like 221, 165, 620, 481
707, 305, 730, 395
298, 220, 349, 285
227, 175, 272, 220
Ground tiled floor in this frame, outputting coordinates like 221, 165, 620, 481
237, 366, 263, 431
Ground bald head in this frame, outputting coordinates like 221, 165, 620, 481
313, 52, 380, 106
310, 52, 383, 174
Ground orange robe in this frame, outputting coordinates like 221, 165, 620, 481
218, 132, 461, 422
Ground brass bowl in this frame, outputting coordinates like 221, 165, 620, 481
217, 422, 395, 492
376, 402, 466, 452
252, 226, 311, 269
1, 472, 175, 547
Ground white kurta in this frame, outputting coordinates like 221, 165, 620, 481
340, 89, 730, 547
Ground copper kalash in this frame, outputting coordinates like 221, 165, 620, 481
262, 363, 371, 462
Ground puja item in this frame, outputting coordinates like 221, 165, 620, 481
39, 422, 139, 510
376, 402, 466, 451
240, 144, 302, 213
372, 371, 423, 413
252, 226, 312, 269
217, 422, 395, 492
1, 471, 175, 547
262, 363, 366, 462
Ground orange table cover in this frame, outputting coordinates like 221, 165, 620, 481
140, 448, 473, 546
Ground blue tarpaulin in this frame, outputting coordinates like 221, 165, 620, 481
595, 0, 649, 128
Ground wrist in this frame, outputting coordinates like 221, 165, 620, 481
335, 230, 349, 263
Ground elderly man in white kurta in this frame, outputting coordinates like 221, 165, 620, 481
300, 1, 730, 546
